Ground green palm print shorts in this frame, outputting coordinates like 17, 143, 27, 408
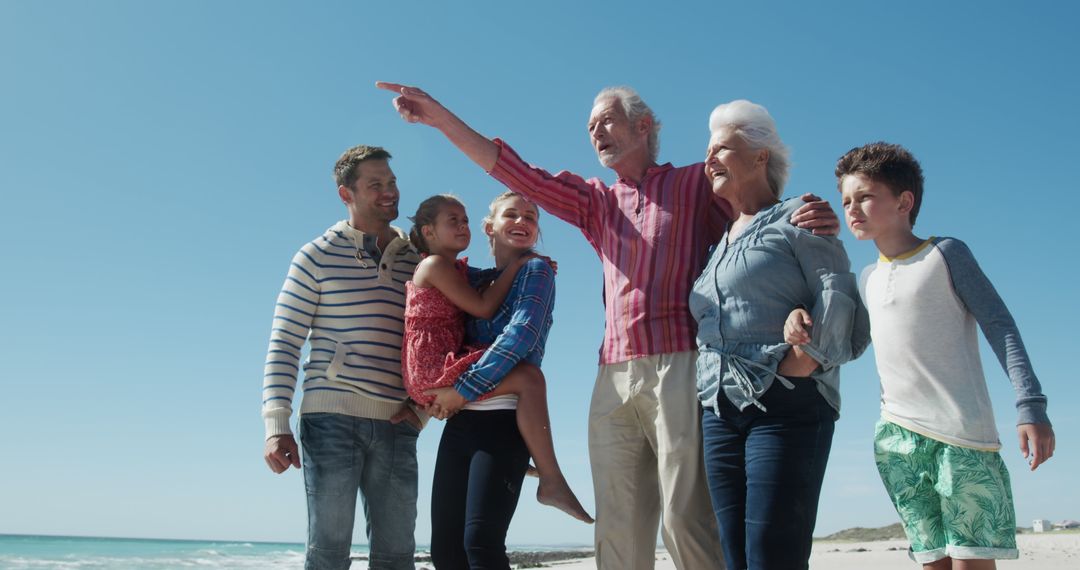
873, 420, 1019, 563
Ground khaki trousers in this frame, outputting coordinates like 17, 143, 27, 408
588, 351, 724, 569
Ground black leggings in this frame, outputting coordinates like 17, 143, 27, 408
430, 410, 530, 570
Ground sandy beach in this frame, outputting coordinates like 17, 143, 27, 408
534, 531, 1080, 569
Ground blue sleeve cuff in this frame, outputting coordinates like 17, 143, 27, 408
454, 376, 486, 402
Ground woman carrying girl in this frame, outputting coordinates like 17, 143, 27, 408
403, 191, 592, 568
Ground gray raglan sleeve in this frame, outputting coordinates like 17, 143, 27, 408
935, 237, 1050, 426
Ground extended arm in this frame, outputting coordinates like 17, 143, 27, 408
378, 82, 604, 236
377, 82, 499, 170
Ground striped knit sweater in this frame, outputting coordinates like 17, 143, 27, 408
262, 221, 421, 439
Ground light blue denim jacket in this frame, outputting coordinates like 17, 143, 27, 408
690, 198, 871, 417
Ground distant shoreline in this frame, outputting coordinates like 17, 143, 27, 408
7, 526, 1077, 546
0, 533, 308, 546
0, 532, 592, 551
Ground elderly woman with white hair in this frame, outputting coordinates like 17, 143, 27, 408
689, 100, 871, 570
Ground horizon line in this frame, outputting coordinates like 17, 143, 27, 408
0, 532, 595, 549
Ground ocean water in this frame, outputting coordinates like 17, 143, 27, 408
0, 534, 374, 569
0, 535, 589, 569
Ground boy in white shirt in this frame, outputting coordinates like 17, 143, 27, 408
785, 142, 1055, 569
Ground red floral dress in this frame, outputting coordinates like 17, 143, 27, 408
402, 258, 490, 406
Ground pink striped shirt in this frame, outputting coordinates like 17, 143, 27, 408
489, 139, 732, 365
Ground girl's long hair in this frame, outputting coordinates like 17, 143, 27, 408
408, 194, 463, 254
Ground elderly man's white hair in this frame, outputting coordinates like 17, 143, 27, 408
709, 100, 791, 198
594, 86, 661, 163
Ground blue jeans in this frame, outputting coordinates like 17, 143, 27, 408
701, 378, 835, 570
430, 410, 530, 570
300, 412, 419, 570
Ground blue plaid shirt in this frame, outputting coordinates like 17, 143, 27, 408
455, 257, 555, 401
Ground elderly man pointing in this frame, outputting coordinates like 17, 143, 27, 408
377, 82, 837, 570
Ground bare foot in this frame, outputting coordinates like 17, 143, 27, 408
525, 464, 539, 478
537, 475, 594, 524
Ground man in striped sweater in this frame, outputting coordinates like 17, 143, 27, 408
377, 82, 838, 570
261, 145, 424, 570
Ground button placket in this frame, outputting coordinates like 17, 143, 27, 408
883, 261, 897, 305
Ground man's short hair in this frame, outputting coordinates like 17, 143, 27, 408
595, 86, 661, 163
334, 145, 392, 189
835, 142, 924, 226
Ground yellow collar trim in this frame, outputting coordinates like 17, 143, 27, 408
880, 237, 936, 262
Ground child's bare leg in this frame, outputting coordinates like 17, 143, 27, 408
923, 558, 952, 570
487, 364, 559, 478
953, 560, 996, 570
923, 557, 998, 570
489, 364, 594, 523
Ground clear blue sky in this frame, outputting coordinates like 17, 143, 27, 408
1, 0, 1076, 547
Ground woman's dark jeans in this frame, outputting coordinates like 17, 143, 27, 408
431, 410, 530, 570
701, 378, 835, 570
